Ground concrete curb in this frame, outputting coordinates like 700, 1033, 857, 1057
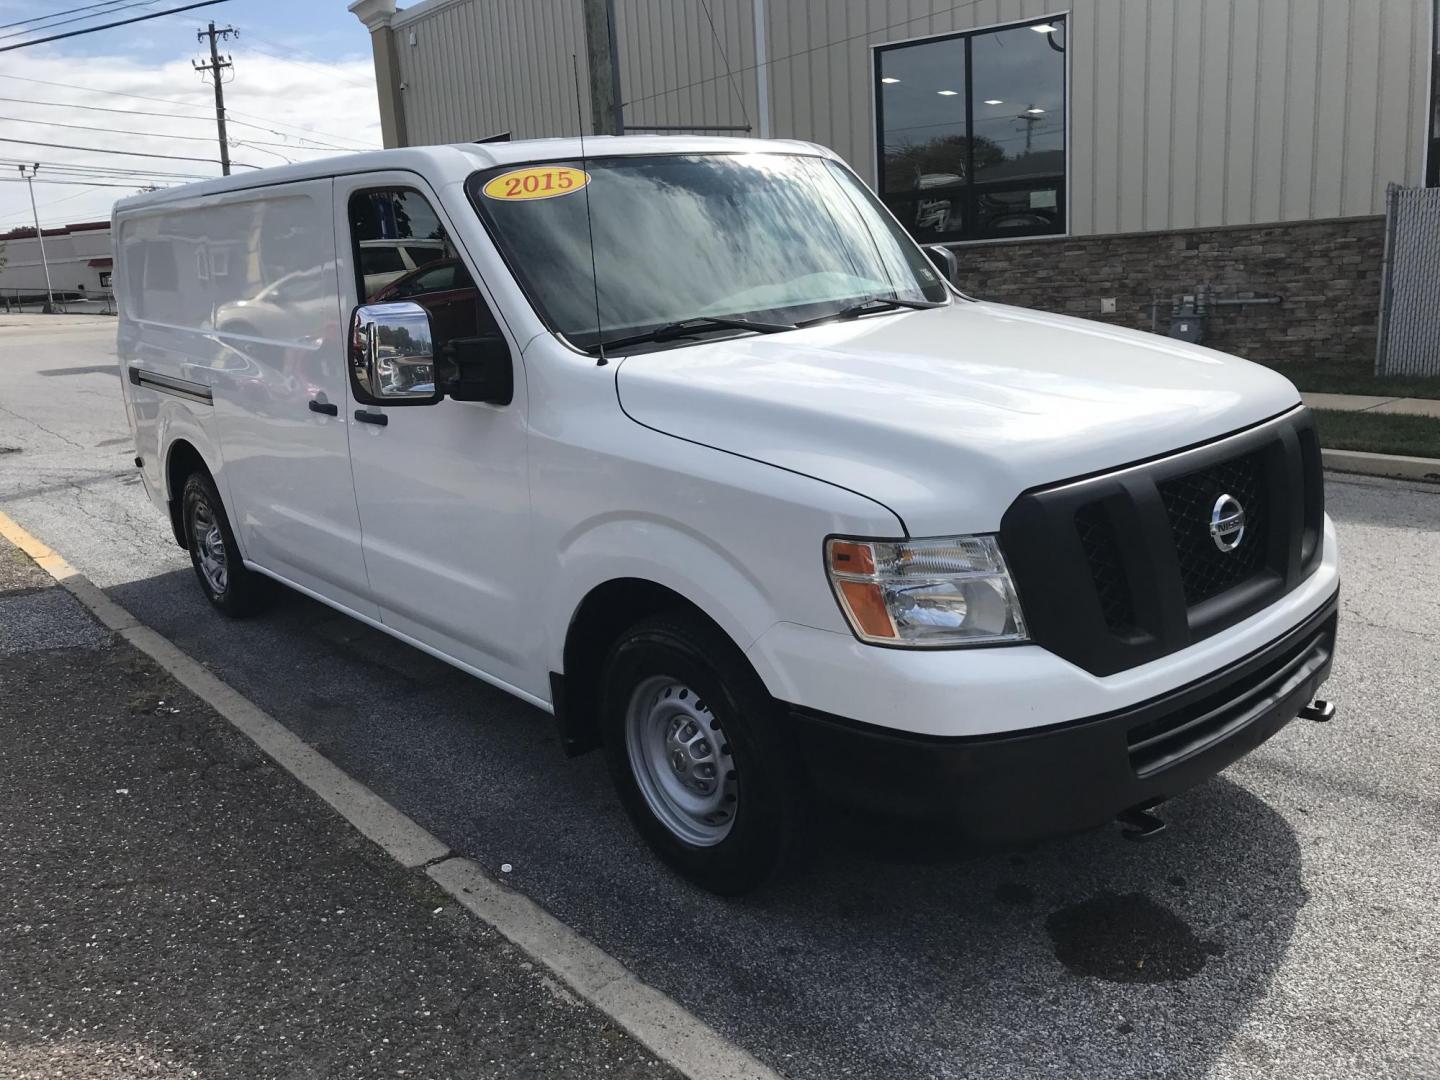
1322, 448, 1440, 484
0, 508, 782, 1080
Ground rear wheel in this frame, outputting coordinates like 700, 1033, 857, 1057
181, 471, 271, 617
601, 613, 806, 894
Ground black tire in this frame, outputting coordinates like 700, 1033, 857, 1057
600, 612, 807, 895
181, 470, 272, 618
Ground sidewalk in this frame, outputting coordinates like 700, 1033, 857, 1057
1301, 391, 1440, 418
0, 534, 676, 1080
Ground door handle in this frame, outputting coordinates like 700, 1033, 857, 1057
308, 399, 338, 416
354, 409, 388, 426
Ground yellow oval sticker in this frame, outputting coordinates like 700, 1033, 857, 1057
482, 166, 590, 201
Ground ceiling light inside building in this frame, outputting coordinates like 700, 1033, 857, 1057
984, 99, 1004, 105
937, 89, 959, 96
1031, 23, 1058, 33
1026, 107, 1046, 114
881, 77, 900, 84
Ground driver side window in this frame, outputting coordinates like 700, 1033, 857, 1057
348, 187, 499, 347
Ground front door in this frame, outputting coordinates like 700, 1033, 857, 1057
335, 173, 539, 697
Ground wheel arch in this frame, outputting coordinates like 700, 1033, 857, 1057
554, 577, 750, 758
163, 438, 214, 549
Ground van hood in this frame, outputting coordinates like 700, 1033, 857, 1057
614, 300, 1302, 536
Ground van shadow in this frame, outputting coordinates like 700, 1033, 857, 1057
106, 569, 1306, 1080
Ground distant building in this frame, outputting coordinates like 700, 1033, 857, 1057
0, 221, 113, 299
350, 0, 1440, 373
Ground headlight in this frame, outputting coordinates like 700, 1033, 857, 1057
825, 534, 1028, 647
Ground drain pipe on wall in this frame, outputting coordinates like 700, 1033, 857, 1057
752, 0, 771, 138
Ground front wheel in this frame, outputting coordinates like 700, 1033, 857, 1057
601, 613, 806, 894
182, 471, 272, 617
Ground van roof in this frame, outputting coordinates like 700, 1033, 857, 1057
112, 135, 837, 215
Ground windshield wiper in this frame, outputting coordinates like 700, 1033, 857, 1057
597, 315, 796, 352
796, 296, 939, 328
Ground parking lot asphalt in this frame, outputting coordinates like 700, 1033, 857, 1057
2, 316, 1438, 1079
0, 531, 678, 1080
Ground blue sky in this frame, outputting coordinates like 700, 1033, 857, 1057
0, 1, 381, 230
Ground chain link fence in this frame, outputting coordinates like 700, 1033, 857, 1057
1376, 184, 1440, 376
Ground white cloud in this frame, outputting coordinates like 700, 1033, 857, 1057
0, 46, 381, 232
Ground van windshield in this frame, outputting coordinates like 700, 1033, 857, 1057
467, 153, 950, 354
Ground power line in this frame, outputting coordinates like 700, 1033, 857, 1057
0, 0, 144, 33
0, 112, 223, 142
0, 156, 214, 179
0, 1, 162, 43
0, 135, 252, 168
0, 96, 357, 150
0, 72, 377, 148
0, 0, 228, 54
239, 36, 377, 90
231, 140, 294, 164
0, 176, 164, 189
1, 162, 206, 179
0, 185, 100, 224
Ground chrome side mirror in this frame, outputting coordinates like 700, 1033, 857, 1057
348, 301, 442, 406
923, 243, 959, 286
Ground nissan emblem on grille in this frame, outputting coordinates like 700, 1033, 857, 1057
1209, 493, 1247, 552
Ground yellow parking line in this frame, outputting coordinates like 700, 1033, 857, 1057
0, 509, 138, 631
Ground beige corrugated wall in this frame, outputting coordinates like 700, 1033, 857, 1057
387, 0, 1434, 235
617, 0, 759, 134
393, 0, 590, 144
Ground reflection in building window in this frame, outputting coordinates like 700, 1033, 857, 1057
875, 16, 1067, 243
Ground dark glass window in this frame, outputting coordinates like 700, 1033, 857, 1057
348, 188, 496, 345
1428, 2, 1439, 187
349, 188, 451, 301
876, 16, 1067, 242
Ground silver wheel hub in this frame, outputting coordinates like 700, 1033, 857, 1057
624, 676, 737, 847
189, 499, 227, 595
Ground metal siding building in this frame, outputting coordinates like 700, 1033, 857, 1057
351, 0, 1440, 369
359, 0, 1435, 235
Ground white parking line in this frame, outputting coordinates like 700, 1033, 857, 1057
0, 508, 782, 1080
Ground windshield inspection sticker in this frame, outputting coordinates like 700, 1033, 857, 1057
482, 166, 590, 201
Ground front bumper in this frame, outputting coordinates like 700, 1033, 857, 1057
786, 590, 1337, 844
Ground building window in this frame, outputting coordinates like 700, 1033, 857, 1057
875, 15, 1067, 243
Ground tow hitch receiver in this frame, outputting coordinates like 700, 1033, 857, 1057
1299, 698, 1336, 722
1117, 803, 1167, 842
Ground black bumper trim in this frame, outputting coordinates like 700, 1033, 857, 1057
785, 591, 1338, 845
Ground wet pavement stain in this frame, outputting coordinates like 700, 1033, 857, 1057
1045, 891, 1224, 983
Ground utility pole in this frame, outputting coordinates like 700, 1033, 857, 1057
581, 0, 623, 135
193, 22, 237, 175
17, 164, 55, 314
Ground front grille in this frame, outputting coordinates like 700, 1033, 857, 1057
1126, 615, 1334, 777
1074, 504, 1135, 633
1158, 450, 1269, 606
999, 410, 1326, 676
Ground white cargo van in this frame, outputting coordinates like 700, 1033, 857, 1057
116, 138, 1339, 894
